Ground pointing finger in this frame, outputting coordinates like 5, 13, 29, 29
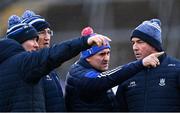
104, 36, 111, 42
154, 51, 164, 57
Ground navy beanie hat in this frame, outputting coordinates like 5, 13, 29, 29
81, 41, 111, 59
6, 15, 38, 44
131, 19, 163, 52
21, 10, 50, 32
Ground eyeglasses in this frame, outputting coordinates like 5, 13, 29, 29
38, 29, 53, 36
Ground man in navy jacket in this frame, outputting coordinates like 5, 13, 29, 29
22, 10, 66, 112
65, 27, 164, 112
0, 15, 110, 112
116, 19, 180, 112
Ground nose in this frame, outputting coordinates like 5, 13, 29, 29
44, 35, 50, 41
33, 41, 39, 50
133, 43, 138, 51
104, 54, 110, 61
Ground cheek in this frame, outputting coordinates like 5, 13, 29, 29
28, 43, 34, 48
141, 46, 154, 55
38, 37, 44, 42
93, 58, 102, 65
140, 46, 147, 52
23, 43, 34, 51
139, 45, 149, 51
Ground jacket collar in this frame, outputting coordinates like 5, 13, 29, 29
0, 38, 25, 63
78, 58, 102, 72
159, 52, 167, 64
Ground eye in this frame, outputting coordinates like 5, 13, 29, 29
38, 30, 53, 36
99, 53, 105, 56
38, 31, 46, 35
36, 36, 39, 41
131, 41, 135, 45
47, 30, 53, 36
107, 51, 110, 55
138, 40, 145, 44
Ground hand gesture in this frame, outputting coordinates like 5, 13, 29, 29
81, 26, 111, 47
87, 34, 111, 46
142, 51, 164, 68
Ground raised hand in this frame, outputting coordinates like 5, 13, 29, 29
142, 51, 164, 68
81, 26, 111, 47
87, 34, 111, 47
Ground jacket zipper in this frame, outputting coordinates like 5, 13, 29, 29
144, 69, 149, 111
32, 86, 34, 111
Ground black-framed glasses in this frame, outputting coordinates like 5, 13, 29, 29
38, 29, 53, 36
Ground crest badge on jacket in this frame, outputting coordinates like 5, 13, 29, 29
159, 78, 166, 86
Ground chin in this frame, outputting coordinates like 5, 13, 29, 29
136, 56, 143, 60
102, 67, 108, 71
44, 45, 50, 47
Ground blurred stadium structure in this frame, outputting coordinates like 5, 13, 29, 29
0, 0, 180, 90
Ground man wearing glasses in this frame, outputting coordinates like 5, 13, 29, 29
37, 28, 53, 48
22, 10, 65, 112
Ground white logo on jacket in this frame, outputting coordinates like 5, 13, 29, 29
168, 64, 176, 67
46, 75, 52, 80
128, 81, 137, 88
159, 78, 166, 86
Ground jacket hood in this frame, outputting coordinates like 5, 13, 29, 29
0, 38, 24, 63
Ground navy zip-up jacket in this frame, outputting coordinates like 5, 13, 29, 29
41, 70, 66, 112
0, 36, 90, 112
116, 54, 180, 112
65, 58, 145, 111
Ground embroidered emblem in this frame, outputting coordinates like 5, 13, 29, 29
23, 25, 29, 29
159, 78, 165, 86
46, 75, 52, 80
128, 81, 136, 88
168, 64, 176, 67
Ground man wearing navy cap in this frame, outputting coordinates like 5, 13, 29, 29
116, 19, 180, 112
0, 14, 111, 112
22, 10, 65, 112
65, 27, 164, 112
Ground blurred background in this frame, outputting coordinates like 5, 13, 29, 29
0, 0, 180, 92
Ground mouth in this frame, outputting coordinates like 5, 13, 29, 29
44, 43, 49, 46
102, 62, 109, 67
33, 48, 39, 51
135, 53, 142, 59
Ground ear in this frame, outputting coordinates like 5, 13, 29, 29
86, 58, 91, 62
